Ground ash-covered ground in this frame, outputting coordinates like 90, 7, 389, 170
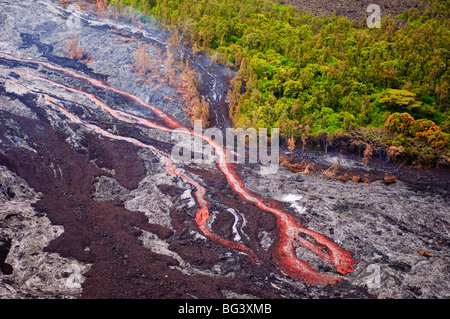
279, 0, 426, 24
0, 0, 449, 299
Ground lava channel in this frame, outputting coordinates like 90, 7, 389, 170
1, 52, 357, 285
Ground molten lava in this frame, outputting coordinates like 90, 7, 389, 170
1, 52, 357, 285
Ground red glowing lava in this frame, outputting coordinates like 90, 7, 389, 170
12, 76, 261, 264
1, 52, 357, 285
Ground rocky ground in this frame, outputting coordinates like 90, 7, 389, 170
278, 0, 426, 24
0, 0, 449, 300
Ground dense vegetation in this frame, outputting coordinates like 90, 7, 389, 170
106, 0, 450, 166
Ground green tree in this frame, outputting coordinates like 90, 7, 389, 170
379, 89, 422, 112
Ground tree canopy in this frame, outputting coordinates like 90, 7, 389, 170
107, 0, 450, 166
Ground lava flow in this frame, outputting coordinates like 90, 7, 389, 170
1, 52, 357, 285
9, 70, 261, 265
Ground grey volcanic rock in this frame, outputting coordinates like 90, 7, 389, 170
243, 167, 450, 298
0, 166, 90, 298
279, 0, 426, 23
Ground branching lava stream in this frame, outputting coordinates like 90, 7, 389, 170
1, 52, 357, 285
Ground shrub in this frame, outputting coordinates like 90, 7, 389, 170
409, 119, 440, 138
425, 130, 450, 149
64, 34, 92, 63
132, 42, 152, 77
64, 34, 85, 60
384, 112, 415, 135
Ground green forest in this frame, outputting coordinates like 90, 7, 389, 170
107, 0, 450, 167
